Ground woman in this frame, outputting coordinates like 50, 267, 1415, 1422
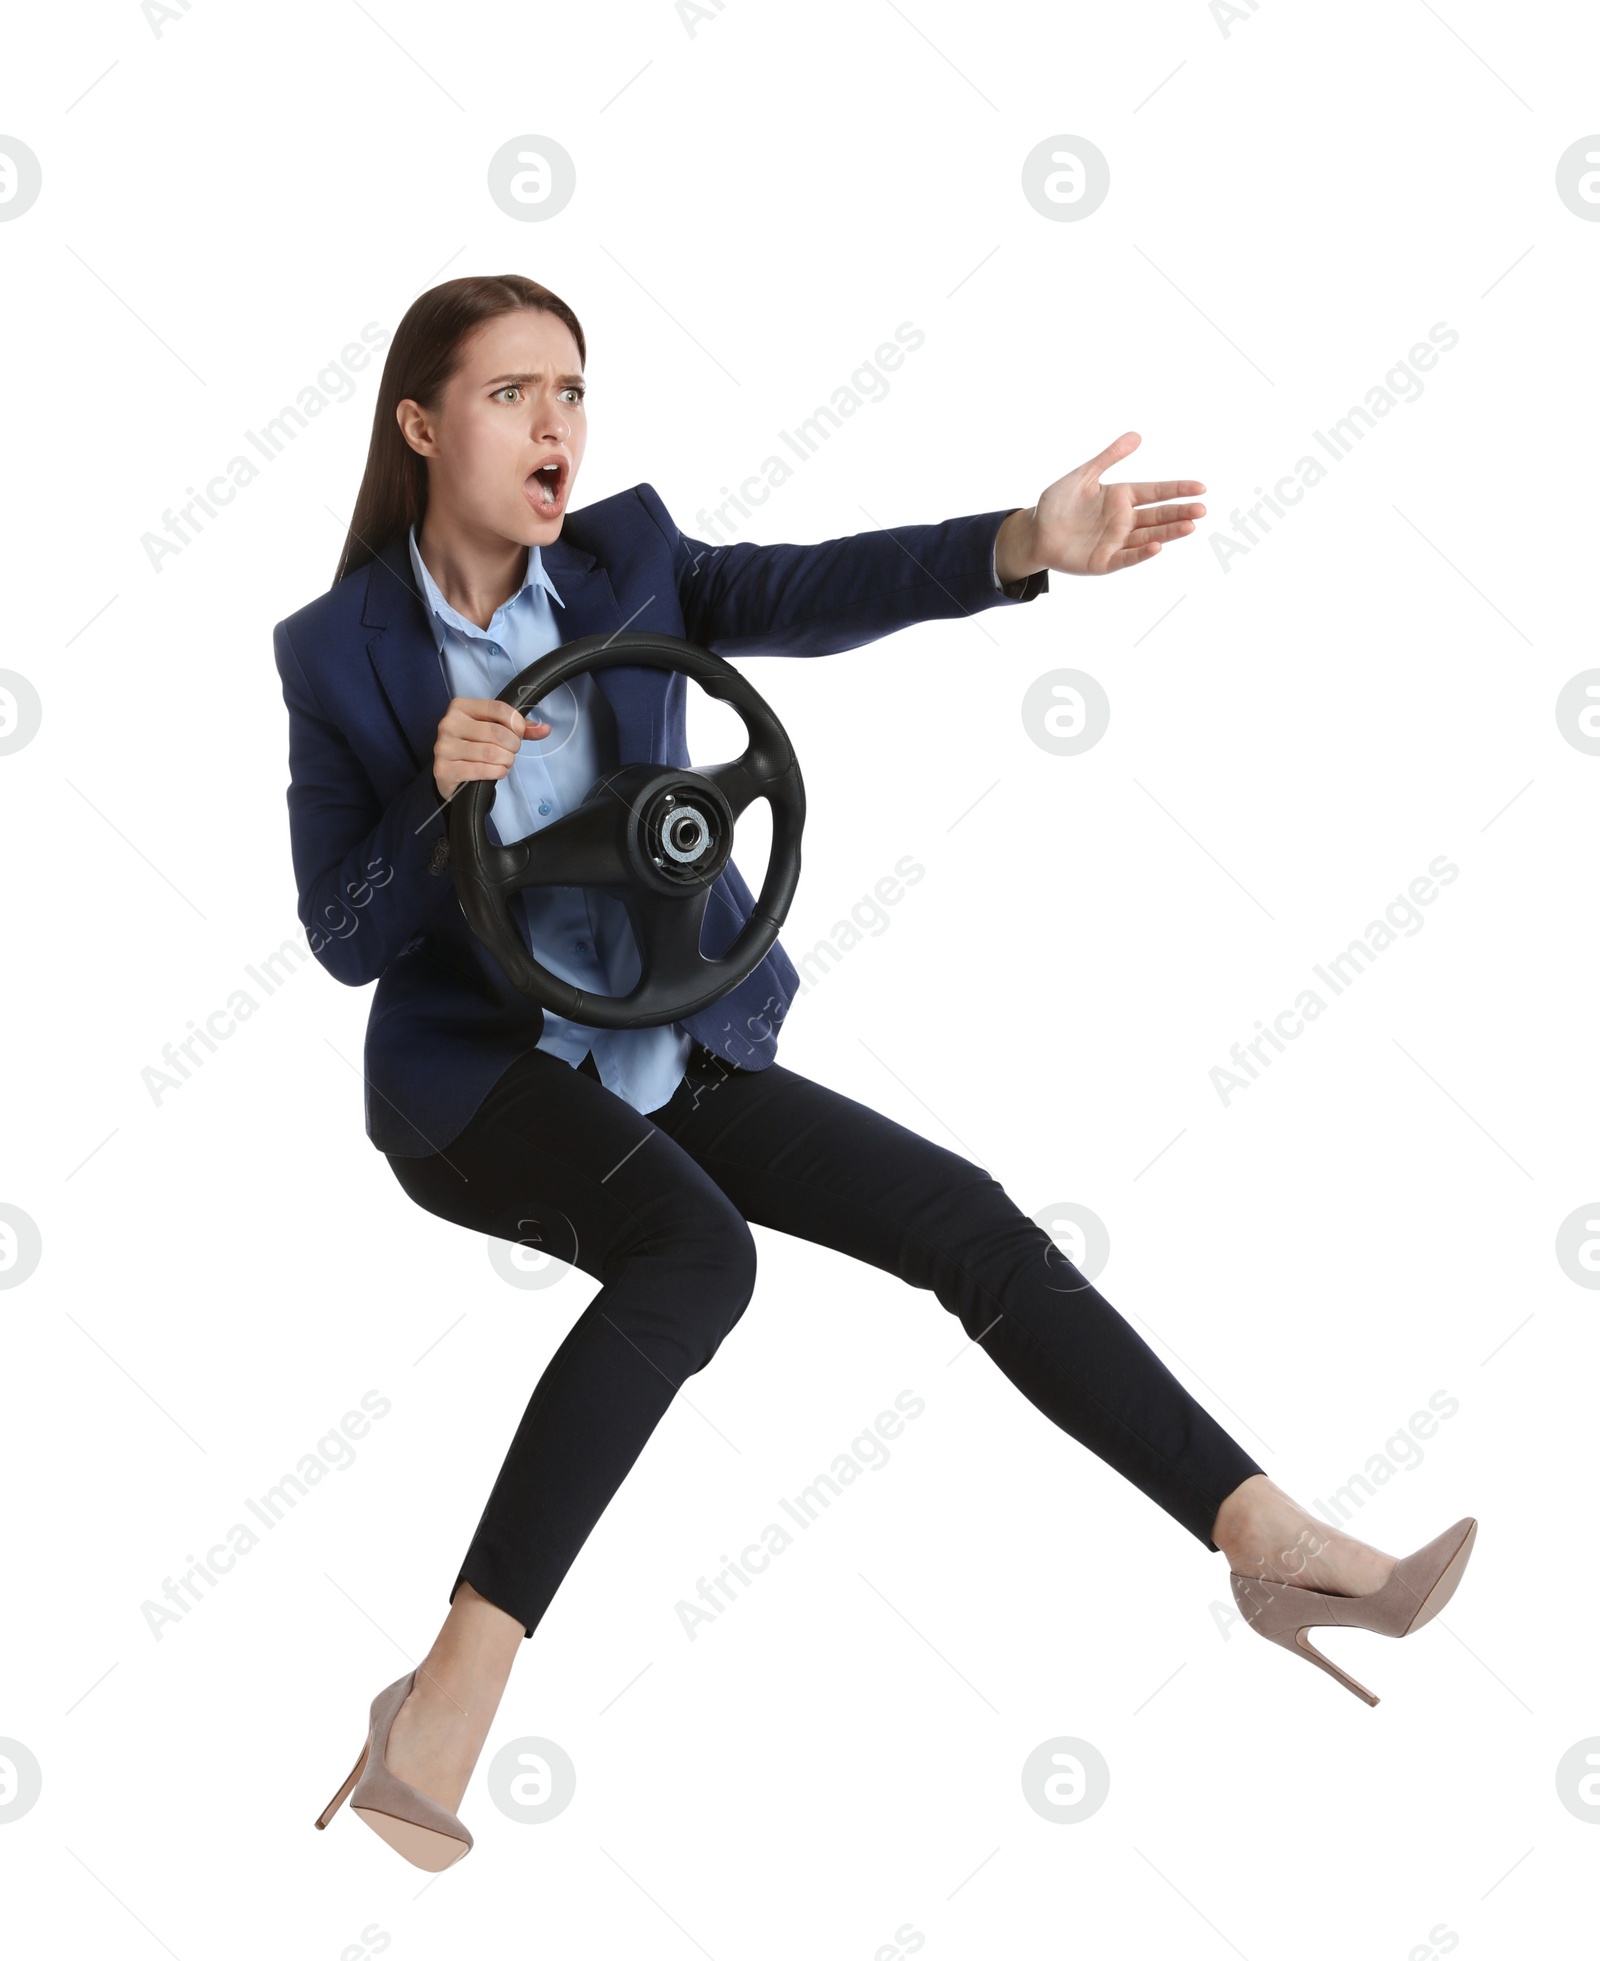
280, 274, 1477, 1872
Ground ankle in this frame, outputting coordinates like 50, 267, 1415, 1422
1215, 1479, 1353, 1580
1228, 1518, 1335, 1582
386, 1682, 466, 1771
406, 1663, 475, 1730
1214, 1477, 1305, 1568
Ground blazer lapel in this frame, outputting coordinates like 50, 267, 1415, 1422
361, 526, 663, 772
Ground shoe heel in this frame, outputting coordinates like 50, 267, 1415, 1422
315, 1742, 369, 1831
1289, 1626, 1379, 1708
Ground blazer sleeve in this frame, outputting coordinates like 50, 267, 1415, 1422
274, 619, 458, 987
633, 483, 1049, 659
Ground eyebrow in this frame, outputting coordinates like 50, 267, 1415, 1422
483, 371, 586, 388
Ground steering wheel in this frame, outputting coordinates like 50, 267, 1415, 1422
446, 630, 806, 1029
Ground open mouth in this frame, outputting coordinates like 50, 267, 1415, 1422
526, 458, 569, 513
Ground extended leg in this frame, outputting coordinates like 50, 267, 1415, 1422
653, 1049, 1264, 1548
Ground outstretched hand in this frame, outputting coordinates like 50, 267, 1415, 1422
993, 431, 1206, 581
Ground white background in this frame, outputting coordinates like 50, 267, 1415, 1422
3, 2, 1597, 1956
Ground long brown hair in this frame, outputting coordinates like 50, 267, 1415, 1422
332, 273, 587, 586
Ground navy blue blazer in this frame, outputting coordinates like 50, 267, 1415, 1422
272, 483, 1049, 1156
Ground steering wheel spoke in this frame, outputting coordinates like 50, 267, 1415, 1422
626, 881, 714, 997
504, 792, 632, 895
701, 746, 782, 821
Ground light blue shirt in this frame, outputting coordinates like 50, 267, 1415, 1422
408, 525, 694, 1114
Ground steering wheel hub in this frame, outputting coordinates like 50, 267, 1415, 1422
645, 779, 728, 884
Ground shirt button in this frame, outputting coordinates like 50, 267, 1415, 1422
538, 800, 552, 815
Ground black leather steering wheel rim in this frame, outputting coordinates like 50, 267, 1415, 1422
446, 630, 806, 1029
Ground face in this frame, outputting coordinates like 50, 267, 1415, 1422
396, 308, 586, 547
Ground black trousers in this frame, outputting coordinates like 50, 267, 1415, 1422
387, 1039, 1265, 1638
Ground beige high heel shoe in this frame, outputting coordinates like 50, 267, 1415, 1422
1230, 1517, 1478, 1706
315, 1670, 474, 1870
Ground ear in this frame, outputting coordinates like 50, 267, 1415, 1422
395, 397, 439, 459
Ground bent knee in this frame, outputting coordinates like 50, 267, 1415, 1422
614, 1196, 758, 1336
692, 1206, 759, 1323
673, 1208, 758, 1371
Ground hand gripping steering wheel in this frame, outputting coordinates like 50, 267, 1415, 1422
446, 630, 806, 1029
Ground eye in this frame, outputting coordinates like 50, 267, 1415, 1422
492, 384, 522, 404
562, 385, 586, 405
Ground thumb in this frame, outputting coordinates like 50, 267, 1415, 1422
1085, 429, 1141, 477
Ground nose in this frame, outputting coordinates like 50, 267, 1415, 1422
532, 395, 570, 444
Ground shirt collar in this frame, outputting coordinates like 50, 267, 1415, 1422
407, 522, 564, 647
